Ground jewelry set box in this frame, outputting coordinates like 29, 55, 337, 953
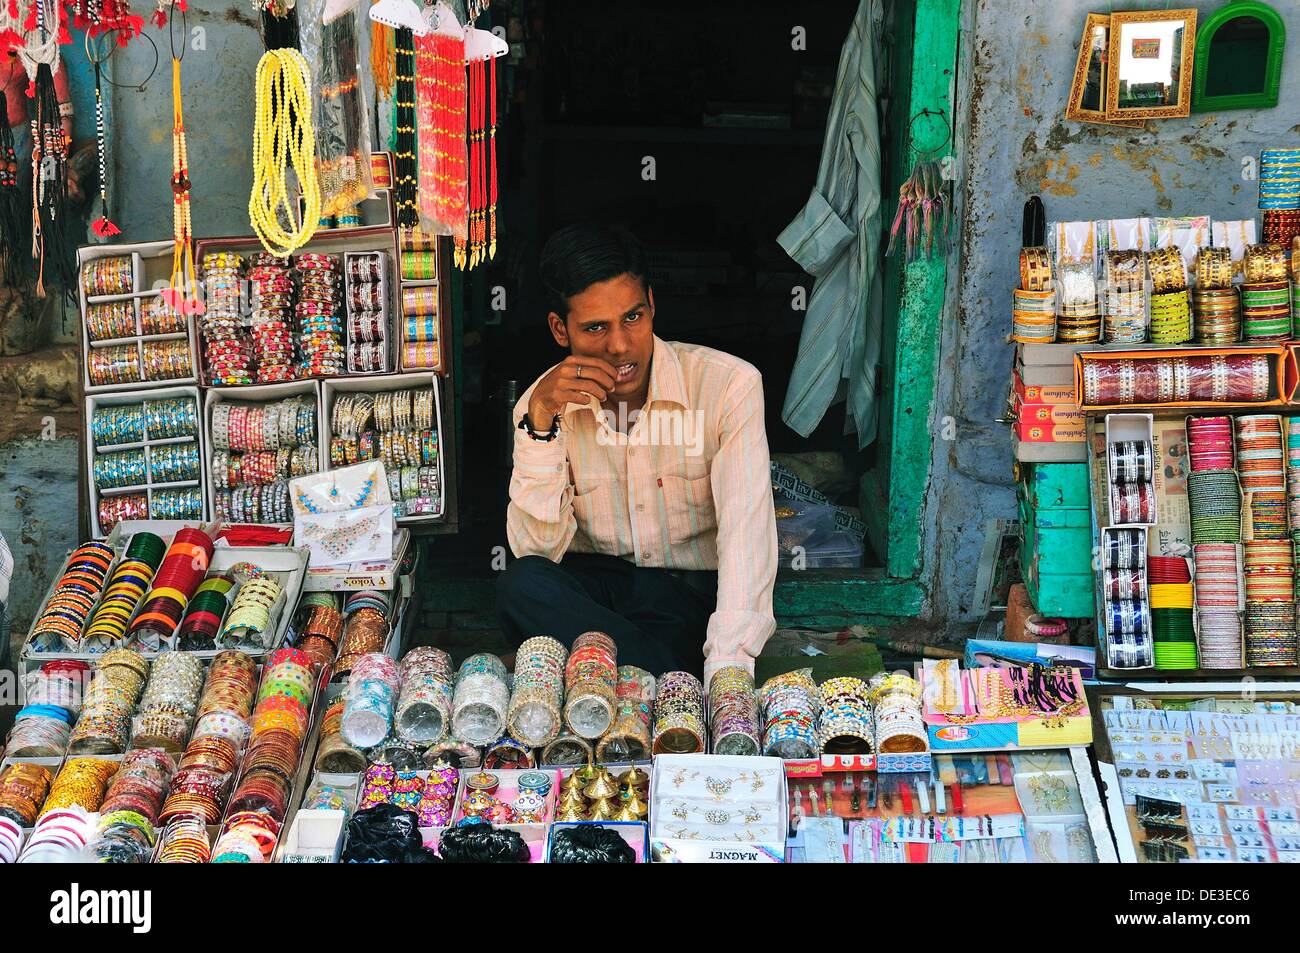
920, 661, 1093, 751
649, 754, 788, 863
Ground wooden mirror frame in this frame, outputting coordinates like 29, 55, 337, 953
1066, 13, 1145, 127
1105, 9, 1199, 120
1192, 0, 1286, 113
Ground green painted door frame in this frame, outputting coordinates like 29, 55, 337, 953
781, 0, 961, 627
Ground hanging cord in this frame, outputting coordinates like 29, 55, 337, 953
248, 47, 320, 256
0, 88, 24, 287
164, 4, 199, 311
30, 60, 70, 298
86, 30, 119, 236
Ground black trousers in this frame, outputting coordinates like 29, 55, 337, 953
497, 553, 717, 677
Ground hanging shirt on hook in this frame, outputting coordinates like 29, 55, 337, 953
776, 0, 884, 448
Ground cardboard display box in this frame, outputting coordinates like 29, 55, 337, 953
84, 385, 208, 537
78, 241, 201, 395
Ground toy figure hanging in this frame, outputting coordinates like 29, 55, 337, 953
885, 108, 953, 262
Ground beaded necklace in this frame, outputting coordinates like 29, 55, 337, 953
248, 47, 321, 256
391, 26, 418, 227
164, 23, 200, 313
416, 29, 466, 263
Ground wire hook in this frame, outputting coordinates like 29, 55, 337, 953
907, 106, 952, 159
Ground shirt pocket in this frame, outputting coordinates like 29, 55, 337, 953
660, 473, 717, 546
572, 481, 619, 552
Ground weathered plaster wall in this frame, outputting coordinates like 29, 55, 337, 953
1, 436, 79, 630
108, 5, 263, 242
928, 0, 1300, 624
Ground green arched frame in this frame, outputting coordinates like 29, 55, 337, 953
1192, 0, 1286, 112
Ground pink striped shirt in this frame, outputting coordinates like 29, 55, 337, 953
508, 336, 777, 683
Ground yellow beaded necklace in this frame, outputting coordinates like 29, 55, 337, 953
248, 48, 321, 257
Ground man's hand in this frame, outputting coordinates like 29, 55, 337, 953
527, 355, 619, 428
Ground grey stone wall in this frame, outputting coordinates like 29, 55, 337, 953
927, 0, 1300, 623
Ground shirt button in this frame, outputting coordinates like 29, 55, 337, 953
636, 503, 645, 512
642, 551, 652, 561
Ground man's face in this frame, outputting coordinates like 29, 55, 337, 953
549, 273, 655, 404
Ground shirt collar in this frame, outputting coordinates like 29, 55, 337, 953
565, 336, 690, 416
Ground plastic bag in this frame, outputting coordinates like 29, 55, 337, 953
298, 0, 376, 219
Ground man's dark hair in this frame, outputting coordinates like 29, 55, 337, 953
539, 223, 649, 318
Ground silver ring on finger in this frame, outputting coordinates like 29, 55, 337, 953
576, 365, 583, 379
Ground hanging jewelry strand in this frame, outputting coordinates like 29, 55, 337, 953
164, 12, 200, 313
87, 32, 119, 236
248, 47, 321, 256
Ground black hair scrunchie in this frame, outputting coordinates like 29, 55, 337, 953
548, 825, 637, 864
341, 803, 441, 863
437, 822, 531, 863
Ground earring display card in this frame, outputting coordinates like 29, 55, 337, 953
1100, 691, 1300, 862
784, 750, 1107, 863
650, 754, 787, 863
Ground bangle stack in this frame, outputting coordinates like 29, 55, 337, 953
160, 652, 257, 826
595, 665, 655, 762
329, 387, 439, 517
653, 671, 705, 755
0, 762, 54, 828
126, 527, 216, 652
507, 637, 567, 748
1104, 250, 1146, 344
344, 251, 390, 373
67, 649, 151, 755
333, 590, 392, 677
248, 254, 296, 384
80, 530, 166, 653
392, 647, 454, 743
315, 697, 366, 774
759, 669, 819, 759
563, 631, 617, 740
341, 652, 401, 749
869, 672, 927, 753
1081, 353, 1271, 407
214, 647, 317, 861
294, 592, 343, 672
39, 756, 120, 818
26, 540, 116, 652
86, 300, 136, 341
451, 652, 509, 746
218, 575, 283, 650
297, 253, 345, 378
817, 676, 874, 754
211, 396, 317, 522
201, 251, 253, 386
82, 255, 134, 296
130, 651, 205, 752
709, 666, 761, 756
